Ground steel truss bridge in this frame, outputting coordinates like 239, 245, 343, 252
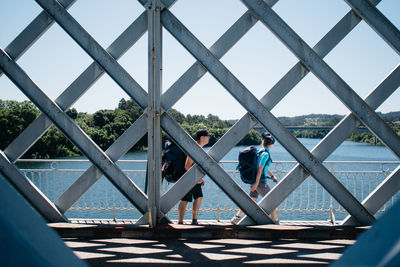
1, 0, 399, 234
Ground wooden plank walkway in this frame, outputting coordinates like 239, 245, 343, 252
50, 219, 366, 241
54, 219, 366, 266
68, 219, 338, 226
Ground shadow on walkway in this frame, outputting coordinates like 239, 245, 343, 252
65, 237, 354, 266
52, 221, 363, 266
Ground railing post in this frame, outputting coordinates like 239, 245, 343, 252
147, 0, 162, 227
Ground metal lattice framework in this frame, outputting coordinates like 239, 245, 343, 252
0, 0, 399, 227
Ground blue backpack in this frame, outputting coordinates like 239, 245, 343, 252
162, 142, 186, 183
237, 146, 271, 184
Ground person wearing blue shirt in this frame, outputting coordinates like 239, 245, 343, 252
231, 132, 279, 224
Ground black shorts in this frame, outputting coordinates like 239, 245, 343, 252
181, 184, 203, 202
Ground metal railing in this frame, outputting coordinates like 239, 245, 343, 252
16, 159, 400, 222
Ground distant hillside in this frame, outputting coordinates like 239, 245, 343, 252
379, 111, 400, 123
1, 97, 398, 158
277, 114, 343, 126
248, 111, 400, 127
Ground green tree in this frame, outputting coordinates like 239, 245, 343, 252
167, 108, 185, 124
237, 130, 261, 146
66, 108, 78, 120
5, 98, 398, 158
0, 100, 39, 150
27, 126, 80, 158
93, 109, 117, 128
118, 98, 143, 121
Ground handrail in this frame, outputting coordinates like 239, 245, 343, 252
16, 159, 400, 222
16, 159, 400, 164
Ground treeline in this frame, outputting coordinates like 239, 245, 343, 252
1, 99, 399, 158
0, 99, 260, 159
277, 113, 400, 145
278, 113, 343, 127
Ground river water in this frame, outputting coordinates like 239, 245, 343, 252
16, 138, 399, 222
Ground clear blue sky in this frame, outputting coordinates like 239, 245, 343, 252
1, 0, 399, 120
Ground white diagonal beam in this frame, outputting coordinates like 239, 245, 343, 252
158, 0, 384, 218
20, 0, 176, 220
136, 5, 270, 224
241, 64, 400, 225
160, 8, 375, 224
35, 0, 148, 109
241, 0, 400, 159
345, 0, 400, 55
4, 11, 151, 216
54, 114, 148, 213
2, 9, 152, 220
160, 1, 278, 108
6, 0, 177, 163
0, 0, 76, 77
6, 0, 180, 163
161, 113, 272, 224
0, 151, 66, 222
27, 1, 260, 218
0, 49, 148, 215
4, 11, 148, 163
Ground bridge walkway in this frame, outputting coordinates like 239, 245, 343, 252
50, 220, 366, 266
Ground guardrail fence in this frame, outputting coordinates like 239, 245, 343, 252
17, 159, 400, 223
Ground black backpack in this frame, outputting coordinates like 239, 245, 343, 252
237, 146, 271, 184
162, 142, 186, 183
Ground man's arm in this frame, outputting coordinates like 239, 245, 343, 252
184, 155, 193, 171
267, 169, 279, 183
185, 156, 204, 185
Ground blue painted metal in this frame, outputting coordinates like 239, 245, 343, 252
0, 174, 86, 266
0, 151, 66, 222
333, 197, 400, 266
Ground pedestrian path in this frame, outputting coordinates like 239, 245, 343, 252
64, 237, 356, 266
50, 219, 366, 240
49, 220, 366, 266
68, 218, 338, 226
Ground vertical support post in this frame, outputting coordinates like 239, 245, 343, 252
147, 0, 162, 227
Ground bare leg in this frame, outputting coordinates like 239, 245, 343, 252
178, 201, 188, 223
192, 197, 203, 220
270, 209, 276, 223
235, 196, 257, 218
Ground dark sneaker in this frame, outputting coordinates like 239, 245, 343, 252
191, 219, 198, 225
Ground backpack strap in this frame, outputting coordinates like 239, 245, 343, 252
257, 148, 271, 167
258, 148, 272, 180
